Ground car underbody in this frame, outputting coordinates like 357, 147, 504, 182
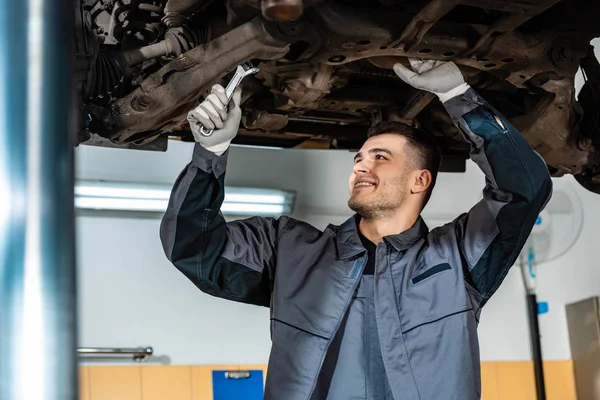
75, 0, 600, 193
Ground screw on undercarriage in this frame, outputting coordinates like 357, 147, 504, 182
577, 137, 593, 151
328, 55, 346, 63
131, 95, 152, 111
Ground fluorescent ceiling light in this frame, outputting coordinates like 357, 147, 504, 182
75, 180, 295, 216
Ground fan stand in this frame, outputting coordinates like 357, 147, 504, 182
520, 249, 547, 400
515, 183, 584, 400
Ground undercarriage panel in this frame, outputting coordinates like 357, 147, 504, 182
76, 0, 600, 184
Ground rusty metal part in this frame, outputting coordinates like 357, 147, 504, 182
388, 0, 562, 56
509, 77, 590, 176
374, 89, 437, 126
164, 0, 207, 15
242, 109, 289, 130
576, 137, 593, 151
261, 0, 304, 21
108, 17, 289, 143
268, 62, 337, 109
464, 0, 563, 58
399, 91, 437, 120
111, 1, 164, 44
233, 0, 321, 10
257, 61, 339, 111
319, 83, 408, 115
123, 23, 213, 66
281, 2, 587, 91
388, 0, 459, 51
425, 107, 466, 143
163, 0, 216, 26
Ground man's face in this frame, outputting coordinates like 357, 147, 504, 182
348, 134, 413, 220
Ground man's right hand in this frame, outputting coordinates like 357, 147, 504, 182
187, 84, 242, 155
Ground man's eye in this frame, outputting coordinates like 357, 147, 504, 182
376, 155, 386, 160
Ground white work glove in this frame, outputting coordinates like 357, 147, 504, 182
187, 84, 242, 155
393, 58, 470, 103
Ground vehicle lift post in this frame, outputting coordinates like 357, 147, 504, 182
0, 1, 78, 399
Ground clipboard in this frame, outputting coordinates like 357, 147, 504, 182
212, 369, 264, 400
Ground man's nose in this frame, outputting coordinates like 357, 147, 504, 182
353, 160, 371, 174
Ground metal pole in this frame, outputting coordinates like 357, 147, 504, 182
0, 0, 77, 399
520, 250, 547, 400
526, 293, 547, 400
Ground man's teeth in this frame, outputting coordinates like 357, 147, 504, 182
355, 182, 374, 187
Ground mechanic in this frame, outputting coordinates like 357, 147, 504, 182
160, 59, 553, 400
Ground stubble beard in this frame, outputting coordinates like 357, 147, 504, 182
348, 184, 406, 221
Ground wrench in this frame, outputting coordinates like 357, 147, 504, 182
199, 61, 260, 137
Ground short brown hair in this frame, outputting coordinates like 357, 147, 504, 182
367, 121, 442, 207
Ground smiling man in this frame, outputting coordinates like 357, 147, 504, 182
160, 59, 553, 400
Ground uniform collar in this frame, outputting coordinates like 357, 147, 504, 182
334, 214, 429, 259
383, 216, 429, 251
334, 215, 366, 259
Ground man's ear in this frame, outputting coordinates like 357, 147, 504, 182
411, 169, 432, 195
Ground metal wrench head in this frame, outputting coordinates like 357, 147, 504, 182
200, 61, 260, 137
239, 61, 260, 76
225, 61, 260, 100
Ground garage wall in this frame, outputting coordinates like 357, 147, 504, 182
75, 136, 599, 366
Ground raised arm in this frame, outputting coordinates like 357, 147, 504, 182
394, 59, 553, 306
160, 85, 288, 307
442, 87, 552, 304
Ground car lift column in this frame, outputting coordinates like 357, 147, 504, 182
0, 1, 78, 399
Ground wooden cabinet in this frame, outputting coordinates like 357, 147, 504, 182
79, 366, 91, 400
141, 366, 192, 400
496, 362, 537, 400
543, 361, 577, 400
79, 361, 574, 399
88, 366, 142, 400
481, 361, 576, 400
480, 362, 499, 400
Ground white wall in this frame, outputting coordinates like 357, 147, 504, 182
75, 39, 600, 365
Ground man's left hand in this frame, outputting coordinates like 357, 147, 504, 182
393, 58, 470, 103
